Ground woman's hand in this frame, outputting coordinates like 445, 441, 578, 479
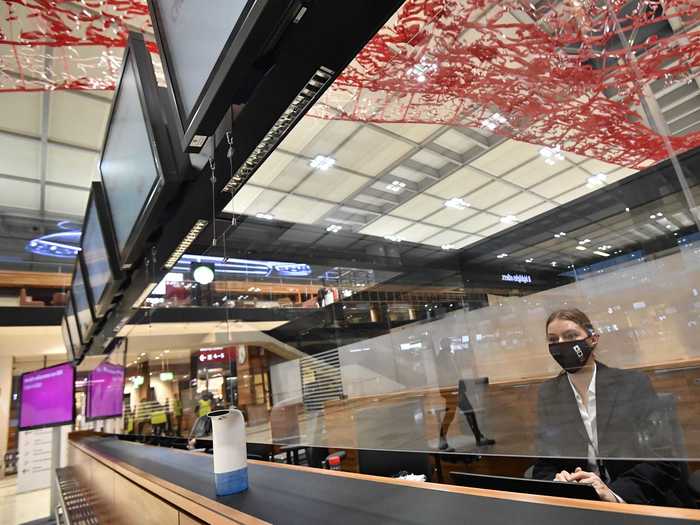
555, 467, 619, 503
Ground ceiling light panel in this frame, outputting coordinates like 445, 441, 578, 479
277, 115, 332, 154
0, 92, 41, 135
376, 122, 443, 143
425, 166, 491, 199
469, 139, 540, 176
423, 206, 477, 227
270, 194, 335, 224
295, 168, 370, 202
454, 212, 499, 233
433, 129, 476, 154
390, 194, 445, 220
502, 157, 572, 188
0, 134, 40, 180
489, 192, 544, 216
463, 181, 519, 209
246, 150, 295, 187
222, 185, 264, 214
397, 223, 443, 243
359, 215, 414, 237
334, 127, 413, 176
410, 148, 453, 169
530, 167, 591, 198
422, 229, 469, 247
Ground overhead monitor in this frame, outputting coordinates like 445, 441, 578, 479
18, 362, 76, 431
81, 181, 124, 317
147, 0, 301, 150
86, 361, 125, 420
99, 32, 187, 269
71, 253, 96, 343
64, 292, 83, 359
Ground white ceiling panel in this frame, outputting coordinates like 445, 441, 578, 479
469, 139, 540, 176
222, 185, 264, 214
46, 145, 99, 187
0, 179, 39, 211
454, 213, 499, 233
49, 92, 110, 150
502, 157, 572, 188
303, 119, 360, 157
334, 127, 413, 176
489, 192, 544, 216
376, 123, 442, 143
607, 167, 638, 183
411, 149, 452, 169
0, 93, 42, 135
295, 168, 369, 202
241, 188, 287, 215
397, 223, 442, 243
463, 181, 519, 209
45, 185, 89, 217
390, 165, 429, 183
423, 206, 476, 227
359, 216, 414, 237
530, 167, 591, 199
254, 157, 310, 192
390, 194, 444, 220
579, 158, 623, 175
453, 234, 483, 249
479, 221, 512, 237
0, 134, 40, 180
425, 166, 491, 199
422, 229, 468, 247
554, 185, 592, 205
434, 129, 475, 154
278, 116, 331, 154
247, 151, 295, 187
270, 194, 335, 224
518, 201, 556, 221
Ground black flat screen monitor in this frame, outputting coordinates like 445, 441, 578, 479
99, 32, 185, 269
147, 0, 300, 150
64, 292, 82, 358
18, 362, 76, 431
450, 472, 599, 501
71, 253, 96, 343
86, 361, 125, 421
81, 181, 123, 317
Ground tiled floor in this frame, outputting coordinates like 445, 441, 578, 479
0, 476, 50, 525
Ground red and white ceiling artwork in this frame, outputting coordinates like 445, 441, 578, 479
1, 0, 699, 168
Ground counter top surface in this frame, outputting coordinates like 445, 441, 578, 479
75, 436, 700, 524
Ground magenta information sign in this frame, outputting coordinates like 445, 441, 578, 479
19, 362, 75, 430
87, 361, 125, 420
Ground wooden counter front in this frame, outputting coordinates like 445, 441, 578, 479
67, 434, 700, 524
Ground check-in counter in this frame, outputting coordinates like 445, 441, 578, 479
68, 433, 700, 524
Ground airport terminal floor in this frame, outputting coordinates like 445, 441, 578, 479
2, 1, 700, 524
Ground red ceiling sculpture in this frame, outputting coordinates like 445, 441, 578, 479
2, 0, 700, 168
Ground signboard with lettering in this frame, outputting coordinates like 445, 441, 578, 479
501, 273, 533, 284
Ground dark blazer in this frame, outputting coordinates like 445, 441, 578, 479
532, 362, 695, 507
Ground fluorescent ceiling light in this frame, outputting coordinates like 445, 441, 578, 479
384, 235, 403, 243
496, 253, 508, 259
525, 258, 534, 263
310, 155, 335, 171
386, 180, 406, 192
500, 215, 517, 224
256, 213, 274, 220
326, 224, 343, 233
576, 245, 587, 251
578, 239, 591, 245
441, 244, 457, 250
444, 197, 469, 210
594, 250, 610, 257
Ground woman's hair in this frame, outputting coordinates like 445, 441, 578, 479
546, 308, 595, 335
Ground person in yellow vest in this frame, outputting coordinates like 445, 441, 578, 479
197, 391, 213, 418
151, 401, 168, 435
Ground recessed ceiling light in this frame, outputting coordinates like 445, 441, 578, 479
625, 207, 630, 212
500, 215, 517, 224
525, 258, 534, 263
598, 244, 612, 250
326, 224, 343, 233
481, 112, 508, 130
594, 250, 610, 257
666, 224, 673, 230
578, 239, 591, 245
255, 213, 274, 220
551, 261, 558, 266
309, 155, 335, 171
441, 244, 457, 250
384, 235, 403, 243
539, 145, 564, 165
576, 246, 587, 251
586, 173, 607, 188
444, 197, 469, 210
649, 214, 656, 219
496, 253, 508, 259
657, 212, 663, 217
554, 231, 567, 238
386, 180, 406, 192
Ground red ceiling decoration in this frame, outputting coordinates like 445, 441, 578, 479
2, 0, 700, 168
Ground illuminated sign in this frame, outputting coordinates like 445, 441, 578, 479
198, 347, 228, 363
501, 273, 532, 284
159, 372, 174, 381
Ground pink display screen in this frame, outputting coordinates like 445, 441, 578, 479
19, 363, 75, 430
87, 361, 125, 420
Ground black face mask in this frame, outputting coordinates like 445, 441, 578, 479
548, 338, 594, 374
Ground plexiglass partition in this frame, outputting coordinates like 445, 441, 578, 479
108, 0, 700, 507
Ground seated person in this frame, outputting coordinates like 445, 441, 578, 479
533, 308, 695, 507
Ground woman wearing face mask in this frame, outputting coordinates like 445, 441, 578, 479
532, 308, 695, 507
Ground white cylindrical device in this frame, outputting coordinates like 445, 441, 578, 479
208, 408, 248, 495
